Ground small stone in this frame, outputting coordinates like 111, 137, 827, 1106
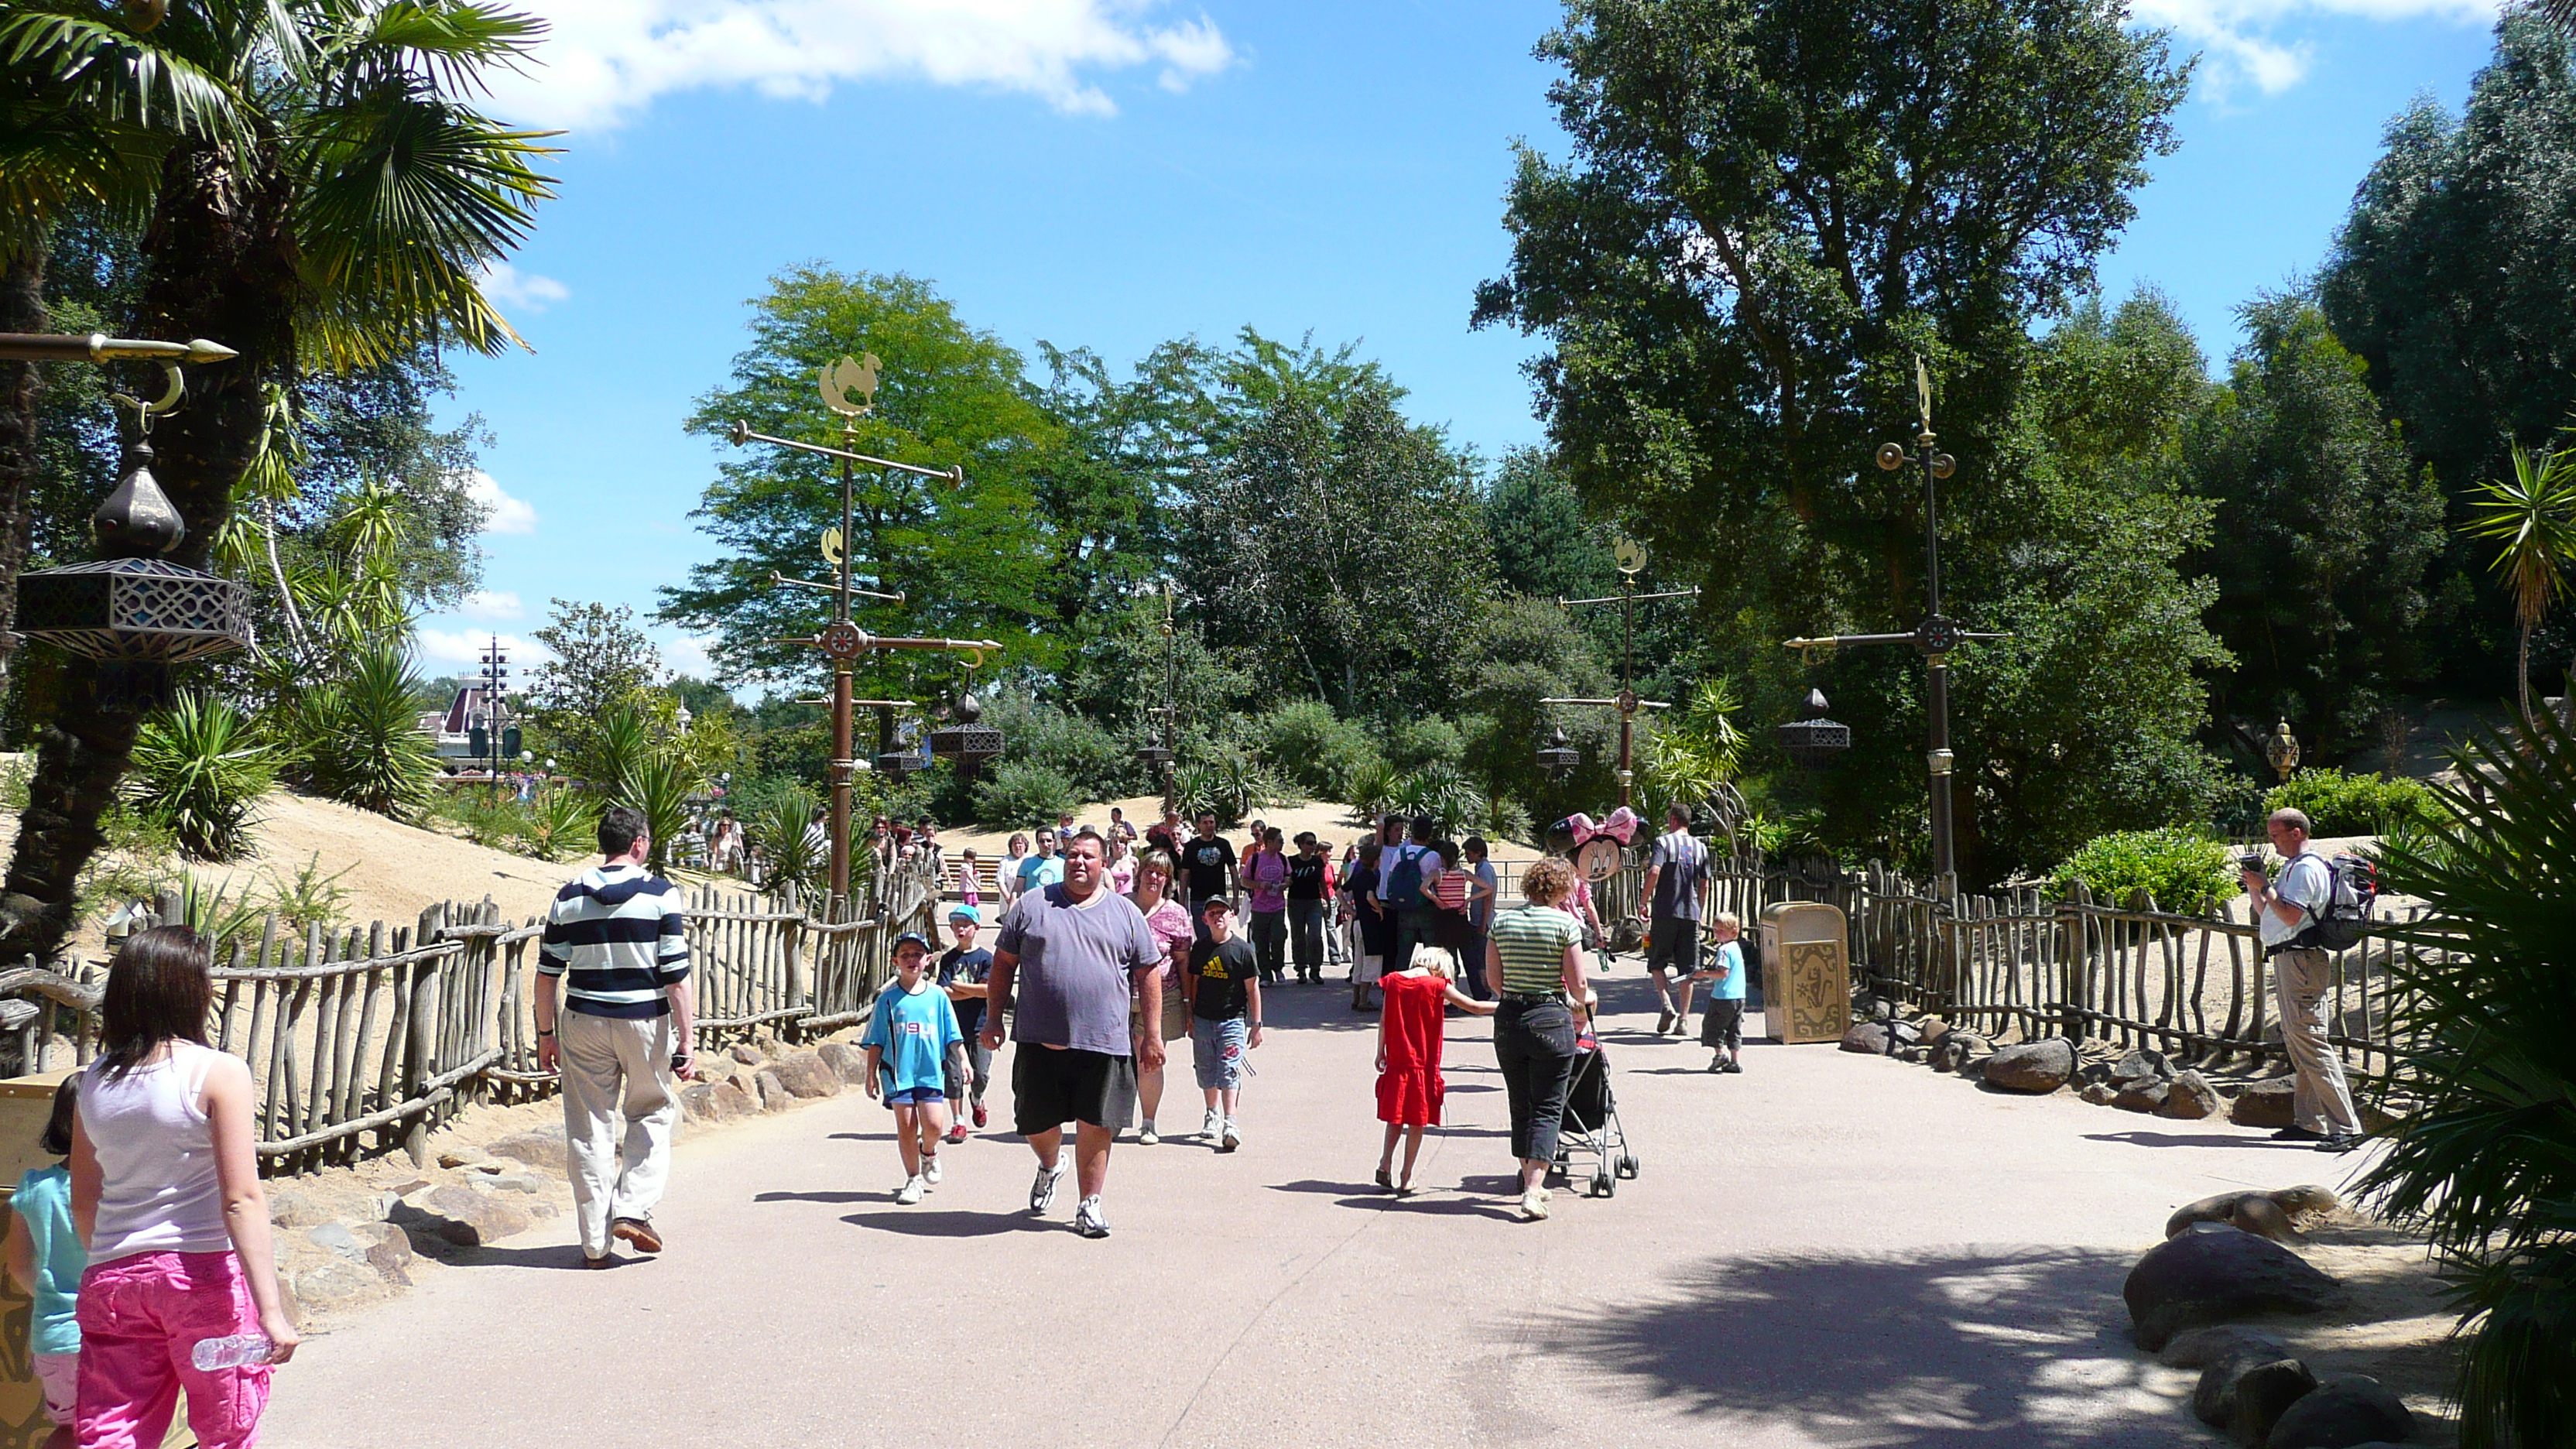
386, 1179, 430, 1198
2195, 1354, 2317, 1445
1917, 1016, 1951, 1045
436, 1146, 494, 1170
1840, 1023, 1891, 1054
305, 1223, 365, 1262
266, 1187, 331, 1228
1896, 1046, 1933, 1064
2161, 1070, 2221, 1121
730, 1043, 764, 1065
817, 1042, 870, 1085
2081, 1082, 2119, 1105
2168, 1190, 2311, 1245
2110, 1047, 2174, 1085
481, 1174, 543, 1194
768, 1050, 841, 1098
2266, 1374, 2413, 1449
2113, 1078, 2171, 1113
351, 1221, 415, 1279
409, 1184, 534, 1248
2231, 1075, 2300, 1129
2124, 1221, 2339, 1351
287, 1261, 375, 1312
485, 1130, 569, 1173
1982, 1038, 2078, 1093
755, 1069, 791, 1110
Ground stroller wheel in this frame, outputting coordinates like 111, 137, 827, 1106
1616, 1155, 1639, 1180
1591, 1170, 1615, 1198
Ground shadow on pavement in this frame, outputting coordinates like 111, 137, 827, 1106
2081, 1129, 2313, 1150
1334, 1194, 1519, 1220
753, 1189, 881, 1204
1541, 1245, 2176, 1447
842, 1209, 1060, 1238
433, 1244, 626, 1271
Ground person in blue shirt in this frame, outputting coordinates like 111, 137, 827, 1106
1693, 912, 1748, 1074
1016, 831, 1066, 896
5, 1079, 84, 1447
863, 933, 968, 1205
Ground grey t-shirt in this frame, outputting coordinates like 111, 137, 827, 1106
993, 882, 1163, 1056
1649, 830, 1708, 922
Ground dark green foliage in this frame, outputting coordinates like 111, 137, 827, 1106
972, 760, 1081, 831
611, 752, 701, 875
1485, 447, 1611, 603
2321, 13, 2576, 691
975, 693, 1136, 803
1246, 700, 1385, 801
2263, 766, 2439, 838
296, 646, 437, 820
129, 694, 272, 861
739, 781, 824, 895
1167, 752, 1285, 829
1386, 762, 1485, 840
1456, 594, 1620, 834
516, 788, 598, 863
523, 601, 663, 783
2050, 827, 2239, 910
2183, 297, 2447, 757
2361, 711, 2576, 1449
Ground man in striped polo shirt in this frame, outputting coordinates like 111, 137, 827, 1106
536, 804, 698, 1268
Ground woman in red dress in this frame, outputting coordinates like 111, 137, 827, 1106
1373, 952, 1495, 1193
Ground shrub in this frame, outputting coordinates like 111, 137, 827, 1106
1383, 717, 1466, 774
516, 788, 599, 862
980, 694, 1136, 802
301, 646, 438, 819
2051, 827, 2240, 910
1249, 700, 1383, 800
974, 759, 1080, 829
2361, 711, 2576, 1449
741, 782, 824, 896
2264, 766, 2438, 838
612, 751, 701, 875
260, 852, 351, 934
131, 694, 275, 860
1387, 762, 1485, 840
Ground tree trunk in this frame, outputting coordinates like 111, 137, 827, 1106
0, 142, 296, 965
0, 235, 49, 670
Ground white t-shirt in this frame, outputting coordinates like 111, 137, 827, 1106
2259, 851, 2331, 951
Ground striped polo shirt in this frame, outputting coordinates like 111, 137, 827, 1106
539, 864, 690, 1019
1490, 903, 1582, 997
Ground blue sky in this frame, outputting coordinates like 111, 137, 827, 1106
423, 0, 2506, 685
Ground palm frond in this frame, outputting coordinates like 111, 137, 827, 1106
0, 8, 248, 150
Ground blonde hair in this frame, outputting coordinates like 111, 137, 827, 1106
1712, 909, 1741, 931
1409, 945, 1456, 979
1520, 856, 1575, 906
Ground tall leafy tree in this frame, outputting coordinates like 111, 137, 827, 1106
2183, 296, 2448, 760
0, 0, 556, 964
2320, 12, 2576, 688
659, 266, 1060, 700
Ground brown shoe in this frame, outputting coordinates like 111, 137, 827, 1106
611, 1217, 663, 1254
581, 1252, 614, 1269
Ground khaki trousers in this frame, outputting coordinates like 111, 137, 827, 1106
2271, 947, 2361, 1136
560, 1010, 680, 1257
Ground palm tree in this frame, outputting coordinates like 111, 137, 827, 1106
0, 0, 557, 964
2460, 437, 2576, 724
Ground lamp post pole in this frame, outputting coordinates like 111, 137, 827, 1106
1543, 536, 1697, 809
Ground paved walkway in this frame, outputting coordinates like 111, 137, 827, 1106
263, 970, 2374, 1448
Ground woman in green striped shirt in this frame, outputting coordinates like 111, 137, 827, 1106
1483, 855, 1588, 1221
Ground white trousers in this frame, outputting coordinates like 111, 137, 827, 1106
2271, 947, 2361, 1136
560, 1011, 680, 1256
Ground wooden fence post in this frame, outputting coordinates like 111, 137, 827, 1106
402, 904, 444, 1166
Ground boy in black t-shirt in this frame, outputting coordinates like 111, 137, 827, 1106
937, 908, 995, 1139
1286, 833, 1331, 983
1184, 899, 1264, 1152
1182, 813, 1238, 942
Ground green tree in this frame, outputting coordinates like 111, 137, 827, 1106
0, 0, 556, 964
2182, 296, 2447, 759
2459, 435, 2576, 722
2320, 12, 2576, 690
523, 600, 663, 782
659, 266, 1058, 698
1485, 447, 1611, 603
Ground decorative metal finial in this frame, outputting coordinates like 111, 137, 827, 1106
93, 440, 185, 554
820, 353, 882, 417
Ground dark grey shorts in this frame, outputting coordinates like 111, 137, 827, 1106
1011, 1046, 1136, 1136
1646, 917, 1701, 975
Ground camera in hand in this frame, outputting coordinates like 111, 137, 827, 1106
2239, 852, 2268, 876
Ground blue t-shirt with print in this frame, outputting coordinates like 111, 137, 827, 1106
862, 980, 963, 1094
1704, 940, 1747, 1001
12, 1165, 81, 1355
1017, 854, 1065, 892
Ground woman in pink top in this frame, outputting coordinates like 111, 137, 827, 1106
1245, 826, 1291, 985
1127, 851, 1195, 1146
73, 927, 296, 1449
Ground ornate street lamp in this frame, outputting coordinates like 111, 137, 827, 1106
928, 691, 1005, 783
1776, 688, 1852, 770
2264, 718, 2301, 783
1536, 725, 1581, 780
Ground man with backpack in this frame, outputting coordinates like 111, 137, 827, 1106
2242, 807, 2363, 1153
1642, 804, 1712, 1036
1382, 816, 1444, 985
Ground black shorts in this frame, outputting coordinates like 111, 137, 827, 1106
1646, 917, 1701, 975
1011, 1046, 1136, 1136
1701, 998, 1744, 1049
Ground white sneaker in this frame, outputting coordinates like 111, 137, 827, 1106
1029, 1159, 1067, 1214
921, 1155, 942, 1187
1074, 1195, 1111, 1238
1139, 1120, 1160, 1146
1220, 1118, 1241, 1153
1202, 1109, 1221, 1140
895, 1175, 925, 1205
1518, 1190, 1548, 1221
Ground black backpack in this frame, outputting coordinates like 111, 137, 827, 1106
2293, 852, 2379, 952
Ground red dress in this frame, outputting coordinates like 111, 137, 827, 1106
1375, 971, 1451, 1125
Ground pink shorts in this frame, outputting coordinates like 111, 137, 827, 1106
77, 1250, 272, 1449
35, 1351, 76, 1426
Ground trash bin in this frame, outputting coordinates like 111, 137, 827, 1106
1759, 901, 1850, 1044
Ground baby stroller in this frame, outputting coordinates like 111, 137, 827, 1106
1552, 1008, 1640, 1198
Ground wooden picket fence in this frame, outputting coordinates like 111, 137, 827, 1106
3, 865, 940, 1175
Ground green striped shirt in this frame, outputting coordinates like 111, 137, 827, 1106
1490, 904, 1581, 996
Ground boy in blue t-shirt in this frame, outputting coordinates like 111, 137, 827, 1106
4, 1079, 83, 1447
863, 933, 968, 1205
1694, 911, 1748, 1074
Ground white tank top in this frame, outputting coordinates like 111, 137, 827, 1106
80, 1042, 231, 1263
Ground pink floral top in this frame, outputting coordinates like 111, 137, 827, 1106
1141, 896, 1192, 976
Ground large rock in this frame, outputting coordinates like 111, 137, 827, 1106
2161, 1070, 2221, 1121
2159, 1324, 2292, 1371
2266, 1375, 2413, 1449
2110, 1047, 2174, 1085
679, 1081, 737, 1125
817, 1042, 870, 1085
2123, 1221, 2338, 1351
769, 1050, 841, 1098
286, 1260, 377, 1313
2113, 1078, 2172, 1113
350, 1221, 414, 1283
754, 1069, 791, 1111
2232, 1076, 2300, 1129
266, 1187, 332, 1229
402, 1184, 534, 1249
729, 1043, 766, 1064
436, 1145, 495, 1170
486, 1129, 569, 1173
1841, 1023, 1892, 1054
2195, 1352, 2317, 1447
305, 1223, 365, 1262
712, 1081, 759, 1118
2167, 1187, 2340, 1245
1983, 1039, 2078, 1093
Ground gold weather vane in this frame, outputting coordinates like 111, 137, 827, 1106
820, 353, 882, 417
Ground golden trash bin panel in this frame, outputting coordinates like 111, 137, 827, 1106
1758, 901, 1850, 1044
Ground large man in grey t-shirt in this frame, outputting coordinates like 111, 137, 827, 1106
984, 830, 1164, 1238
1641, 805, 1711, 1036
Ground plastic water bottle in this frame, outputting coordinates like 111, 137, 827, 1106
190, 1334, 273, 1370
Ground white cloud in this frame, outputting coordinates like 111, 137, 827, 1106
416, 629, 547, 675
492, 1, 1235, 131
2133, 0, 2495, 97
663, 633, 720, 679
461, 590, 524, 622
463, 470, 540, 535
474, 261, 570, 312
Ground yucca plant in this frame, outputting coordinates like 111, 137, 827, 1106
259, 851, 351, 935
613, 750, 701, 875
742, 783, 824, 896
1387, 762, 1485, 840
171, 875, 271, 959
130, 694, 275, 860
516, 787, 598, 862
302, 646, 438, 819
2359, 709, 2576, 1449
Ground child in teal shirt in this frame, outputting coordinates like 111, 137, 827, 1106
5, 1079, 84, 1447
862, 933, 967, 1207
